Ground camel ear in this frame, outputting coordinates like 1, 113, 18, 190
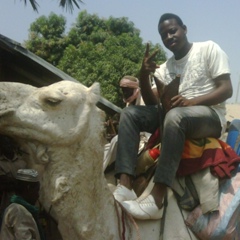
51, 176, 71, 203
87, 82, 100, 104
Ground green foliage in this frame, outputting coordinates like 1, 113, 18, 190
25, 13, 68, 66
25, 10, 167, 107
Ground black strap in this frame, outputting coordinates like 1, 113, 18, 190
159, 191, 168, 240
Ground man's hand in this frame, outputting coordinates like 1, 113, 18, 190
171, 95, 195, 108
139, 43, 161, 105
141, 43, 160, 75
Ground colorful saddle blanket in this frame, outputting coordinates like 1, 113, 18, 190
177, 138, 240, 178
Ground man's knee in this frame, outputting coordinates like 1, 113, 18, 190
164, 108, 183, 125
121, 106, 145, 121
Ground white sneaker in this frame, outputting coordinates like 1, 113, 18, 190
113, 184, 137, 202
121, 194, 163, 220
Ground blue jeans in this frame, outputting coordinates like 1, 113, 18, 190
115, 105, 222, 187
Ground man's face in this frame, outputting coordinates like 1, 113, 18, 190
121, 87, 134, 100
159, 18, 187, 53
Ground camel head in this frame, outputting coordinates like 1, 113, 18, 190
0, 80, 105, 181
0, 80, 102, 145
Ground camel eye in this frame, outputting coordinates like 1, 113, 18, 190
44, 98, 62, 106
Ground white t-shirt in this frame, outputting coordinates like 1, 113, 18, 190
154, 40, 231, 133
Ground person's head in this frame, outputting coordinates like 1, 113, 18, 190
119, 76, 140, 104
14, 169, 40, 205
158, 13, 189, 56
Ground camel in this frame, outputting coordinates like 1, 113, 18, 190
0, 80, 198, 240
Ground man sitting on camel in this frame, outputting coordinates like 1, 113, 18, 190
113, 13, 233, 220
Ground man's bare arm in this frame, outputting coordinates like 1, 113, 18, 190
171, 74, 233, 107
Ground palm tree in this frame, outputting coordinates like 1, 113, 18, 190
24, 0, 84, 12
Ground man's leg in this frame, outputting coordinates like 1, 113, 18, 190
115, 105, 160, 178
114, 105, 161, 202
121, 106, 222, 219
154, 106, 222, 187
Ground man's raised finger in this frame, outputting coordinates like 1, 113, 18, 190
144, 42, 150, 57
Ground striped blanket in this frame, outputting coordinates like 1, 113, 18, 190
177, 138, 240, 178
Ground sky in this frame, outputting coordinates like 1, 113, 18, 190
1, 0, 240, 103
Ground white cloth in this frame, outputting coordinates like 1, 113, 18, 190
103, 132, 150, 171
103, 135, 118, 171
172, 167, 219, 214
190, 168, 219, 213
154, 40, 231, 134
126, 91, 144, 107
0, 203, 41, 240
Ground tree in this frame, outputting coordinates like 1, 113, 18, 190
25, 11, 167, 107
23, 0, 83, 12
25, 13, 68, 66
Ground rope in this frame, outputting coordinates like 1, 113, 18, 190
152, 75, 163, 146
114, 199, 124, 240
109, 117, 117, 136
121, 208, 126, 240
159, 191, 168, 240
114, 198, 141, 240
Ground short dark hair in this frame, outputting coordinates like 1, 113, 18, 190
158, 13, 184, 30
